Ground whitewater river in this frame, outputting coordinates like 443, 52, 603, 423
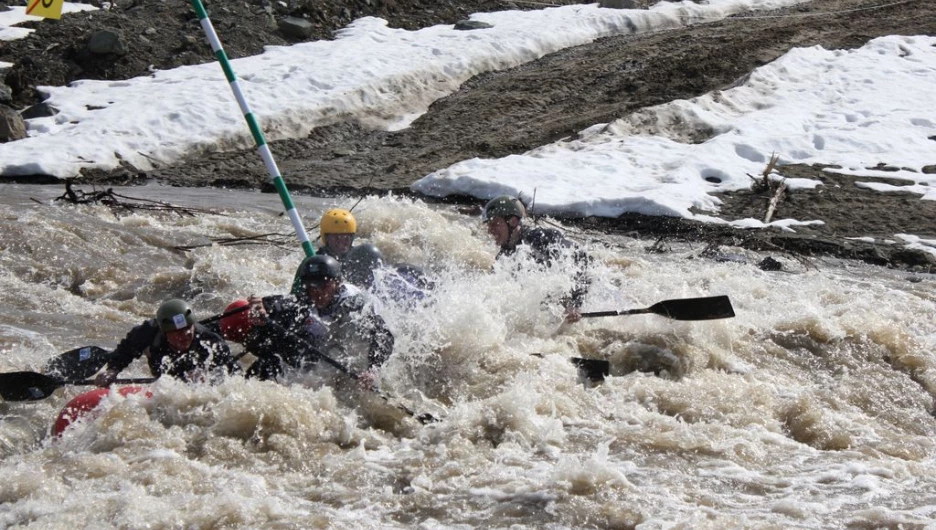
1, 183, 934, 529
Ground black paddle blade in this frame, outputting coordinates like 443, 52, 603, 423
571, 357, 610, 381
0, 372, 64, 401
648, 295, 735, 321
44, 346, 112, 380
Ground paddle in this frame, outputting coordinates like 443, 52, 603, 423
0, 371, 156, 402
41, 303, 255, 381
539, 296, 736, 380
44, 346, 113, 380
582, 295, 735, 321
265, 321, 440, 424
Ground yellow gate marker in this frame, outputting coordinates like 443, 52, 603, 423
26, 0, 64, 20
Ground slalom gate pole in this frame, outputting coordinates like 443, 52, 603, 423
190, 0, 315, 258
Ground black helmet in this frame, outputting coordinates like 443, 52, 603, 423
344, 244, 383, 287
156, 299, 196, 332
482, 195, 525, 222
298, 254, 342, 285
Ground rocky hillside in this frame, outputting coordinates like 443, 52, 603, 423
0, 0, 583, 108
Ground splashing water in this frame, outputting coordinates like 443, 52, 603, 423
1, 184, 935, 529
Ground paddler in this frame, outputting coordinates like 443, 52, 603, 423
342, 243, 434, 307
231, 254, 395, 387
93, 299, 240, 387
482, 195, 591, 323
317, 208, 359, 261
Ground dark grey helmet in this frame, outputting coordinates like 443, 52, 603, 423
482, 195, 525, 222
298, 254, 342, 285
156, 299, 196, 332
343, 244, 384, 287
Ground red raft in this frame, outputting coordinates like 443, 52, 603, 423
52, 386, 152, 436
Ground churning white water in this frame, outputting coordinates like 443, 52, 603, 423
1, 183, 935, 529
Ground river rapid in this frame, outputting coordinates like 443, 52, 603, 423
1, 183, 935, 529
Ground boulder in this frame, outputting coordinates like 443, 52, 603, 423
454, 20, 493, 31
20, 102, 58, 120
757, 257, 783, 271
4, 57, 35, 95
279, 16, 314, 39
87, 30, 127, 56
0, 82, 12, 105
0, 105, 26, 143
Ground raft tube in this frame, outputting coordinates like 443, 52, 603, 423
52, 386, 151, 436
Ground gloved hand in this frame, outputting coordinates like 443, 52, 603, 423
356, 367, 379, 391
302, 313, 329, 340
94, 368, 119, 387
247, 295, 268, 326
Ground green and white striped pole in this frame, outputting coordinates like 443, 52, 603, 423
190, 0, 315, 258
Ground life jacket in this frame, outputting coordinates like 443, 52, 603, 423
106, 320, 238, 382
147, 324, 236, 381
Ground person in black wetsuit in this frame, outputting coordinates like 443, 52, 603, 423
241, 254, 395, 386
342, 243, 434, 307
482, 195, 591, 323
93, 299, 240, 387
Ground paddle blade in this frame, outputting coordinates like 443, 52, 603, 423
571, 357, 610, 381
44, 346, 112, 380
0, 372, 64, 401
648, 295, 735, 321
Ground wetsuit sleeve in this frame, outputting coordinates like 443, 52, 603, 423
366, 311, 395, 368
106, 320, 160, 374
565, 245, 591, 310
525, 227, 591, 309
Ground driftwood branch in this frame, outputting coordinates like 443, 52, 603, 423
50, 182, 301, 253
53, 180, 219, 218
748, 153, 781, 193
763, 179, 787, 224
744, 153, 788, 223
173, 233, 294, 252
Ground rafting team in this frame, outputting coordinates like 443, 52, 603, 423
92, 197, 591, 393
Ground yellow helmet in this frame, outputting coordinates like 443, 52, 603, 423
319, 208, 357, 243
